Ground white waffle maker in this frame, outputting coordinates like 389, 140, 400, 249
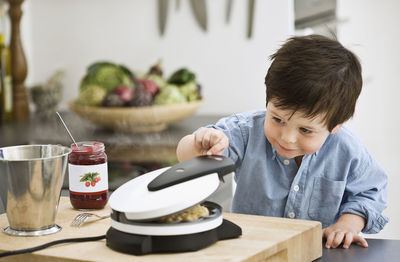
106, 155, 242, 255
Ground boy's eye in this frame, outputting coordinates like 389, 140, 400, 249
272, 117, 283, 124
300, 127, 312, 134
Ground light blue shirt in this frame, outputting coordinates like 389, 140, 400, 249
206, 110, 388, 233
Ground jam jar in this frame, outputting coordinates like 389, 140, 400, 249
68, 141, 108, 209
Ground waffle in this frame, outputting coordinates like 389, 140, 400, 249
158, 204, 209, 223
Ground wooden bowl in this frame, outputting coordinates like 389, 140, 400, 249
68, 100, 202, 133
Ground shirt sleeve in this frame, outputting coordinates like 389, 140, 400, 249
338, 154, 389, 234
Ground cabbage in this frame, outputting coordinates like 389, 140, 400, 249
154, 85, 186, 105
179, 81, 200, 102
77, 85, 107, 106
79, 61, 134, 94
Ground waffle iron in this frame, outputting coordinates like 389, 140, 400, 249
106, 155, 242, 255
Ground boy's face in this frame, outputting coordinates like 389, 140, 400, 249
264, 101, 341, 159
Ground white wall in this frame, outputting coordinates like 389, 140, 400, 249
20, 0, 400, 239
23, 0, 293, 115
337, 0, 400, 239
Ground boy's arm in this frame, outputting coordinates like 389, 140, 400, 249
323, 156, 388, 248
323, 213, 368, 249
337, 159, 388, 234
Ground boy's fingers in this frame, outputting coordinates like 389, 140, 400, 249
201, 131, 212, 150
195, 138, 202, 151
194, 129, 211, 152
342, 232, 353, 249
325, 232, 335, 248
193, 129, 227, 156
322, 228, 329, 238
205, 131, 226, 153
208, 133, 218, 146
210, 135, 229, 154
332, 232, 345, 248
208, 143, 226, 155
353, 235, 368, 248
194, 133, 204, 150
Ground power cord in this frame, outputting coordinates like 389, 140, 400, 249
0, 235, 106, 259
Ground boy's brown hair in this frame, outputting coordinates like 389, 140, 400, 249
265, 34, 362, 131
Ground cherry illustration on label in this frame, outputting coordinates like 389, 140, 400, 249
80, 172, 100, 187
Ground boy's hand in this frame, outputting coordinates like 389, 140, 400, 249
194, 128, 229, 155
322, 213, 368, 249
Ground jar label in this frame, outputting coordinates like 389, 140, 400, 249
68, 163, 108, 193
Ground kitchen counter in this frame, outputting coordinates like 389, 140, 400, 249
316, 238, 400, 262
0, 197, 322, 262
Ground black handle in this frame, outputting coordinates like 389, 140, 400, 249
147, 155, 235, 191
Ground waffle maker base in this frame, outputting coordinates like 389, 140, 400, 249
106, 218, 242, 255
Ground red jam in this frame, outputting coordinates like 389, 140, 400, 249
68, 141, 108, 210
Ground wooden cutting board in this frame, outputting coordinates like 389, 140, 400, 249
0, 197, 321, 261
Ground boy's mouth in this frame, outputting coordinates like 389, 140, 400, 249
278, 143, 296, 152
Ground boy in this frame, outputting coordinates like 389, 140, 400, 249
176, 35, 388, 249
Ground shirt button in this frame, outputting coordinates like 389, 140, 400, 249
283, 159, 290, 165
288, 212, 295, 219
293, 185, 299, 192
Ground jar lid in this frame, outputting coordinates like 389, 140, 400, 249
70, 141, 105, 154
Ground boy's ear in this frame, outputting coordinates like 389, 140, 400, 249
331, 123, 343, 134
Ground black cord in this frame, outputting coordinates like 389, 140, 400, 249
0, 235, 106, 259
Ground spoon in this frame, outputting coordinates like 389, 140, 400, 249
56, 112, 78, 148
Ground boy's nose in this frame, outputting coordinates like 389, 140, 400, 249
281, 127, 297, 144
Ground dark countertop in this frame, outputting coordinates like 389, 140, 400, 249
316, 238, 400, 262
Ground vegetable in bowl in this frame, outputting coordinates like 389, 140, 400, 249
77, 61, 134, 106
76, 60, 202, 108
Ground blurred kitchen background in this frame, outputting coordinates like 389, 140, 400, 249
0, 0, 399, 240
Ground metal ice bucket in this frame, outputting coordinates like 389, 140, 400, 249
0, 144, 71, 236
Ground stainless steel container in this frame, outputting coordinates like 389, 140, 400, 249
0, 144, 71, 236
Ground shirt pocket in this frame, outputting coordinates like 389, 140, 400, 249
308, 177, 345, 226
